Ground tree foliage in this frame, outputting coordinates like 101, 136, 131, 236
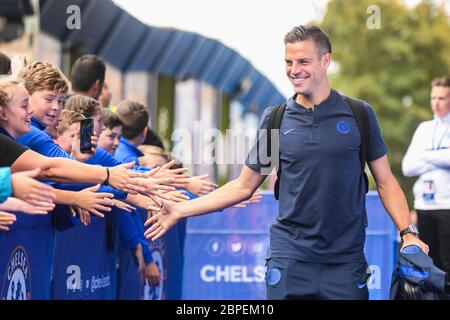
319, 0, 450, 205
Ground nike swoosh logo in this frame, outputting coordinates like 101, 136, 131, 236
357, 282, 367, 289
282, 129, 295, 135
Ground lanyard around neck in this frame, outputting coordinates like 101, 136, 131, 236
432, 121, 449, 150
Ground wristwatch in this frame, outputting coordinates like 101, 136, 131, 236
400, 224, 419, 239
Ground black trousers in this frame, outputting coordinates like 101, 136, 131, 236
417, 209, 450, 275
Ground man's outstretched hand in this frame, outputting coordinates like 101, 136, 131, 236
144, 200, 180, 241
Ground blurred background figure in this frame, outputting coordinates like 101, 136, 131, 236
70, 54, 106, 100
0, 52, 11, 75
402, 76, 450, 292
99, 82, 112, 109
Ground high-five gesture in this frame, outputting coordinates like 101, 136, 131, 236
108, 161, 147, 195
185, 173, 218, 196
144, 200, 180, 241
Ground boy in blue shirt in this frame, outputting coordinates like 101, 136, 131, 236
97, 107, 161, 295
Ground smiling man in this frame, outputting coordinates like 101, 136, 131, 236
145, 25, 428, 300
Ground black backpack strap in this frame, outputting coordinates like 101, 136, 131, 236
345, 96, 370, 193
268, 98, 370, 199
267, 103, 287, 200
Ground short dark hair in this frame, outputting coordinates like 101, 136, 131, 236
70, 54, 106, 92
103, 109, 123, 130
0, 52, 11, 75
143, 127, 165, 150
431, 76, 450, 88
116, 100, 149, 140
284, 25, 332, 57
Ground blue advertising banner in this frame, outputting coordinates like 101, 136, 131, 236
0, 212, 54, 300
161, 219, 186, 300
116, 245, 142, 300
182, 191, 398, 300
0, 191, 397, 300
120, 210, 170, 300
364, 191, 398, 300
182, 194, 272, 299
143, 212, 187, 300
142, 237, 166, 300
51, 215, 115, 300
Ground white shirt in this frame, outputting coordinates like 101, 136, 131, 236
402, 113, 450, 210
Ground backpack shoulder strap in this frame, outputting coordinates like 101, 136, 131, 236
345, 96, 370, 193
267, 103, 287, 200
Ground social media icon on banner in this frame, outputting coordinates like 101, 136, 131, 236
231, 242, 242, 253
227, 239, 245, 256
252, 242, 264, 254
207, 239, 224, 256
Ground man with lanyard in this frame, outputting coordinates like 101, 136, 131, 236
145, 25, 429, 300
403, 76, 450, 293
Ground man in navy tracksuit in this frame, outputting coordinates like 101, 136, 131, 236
145, 25, 429, 300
